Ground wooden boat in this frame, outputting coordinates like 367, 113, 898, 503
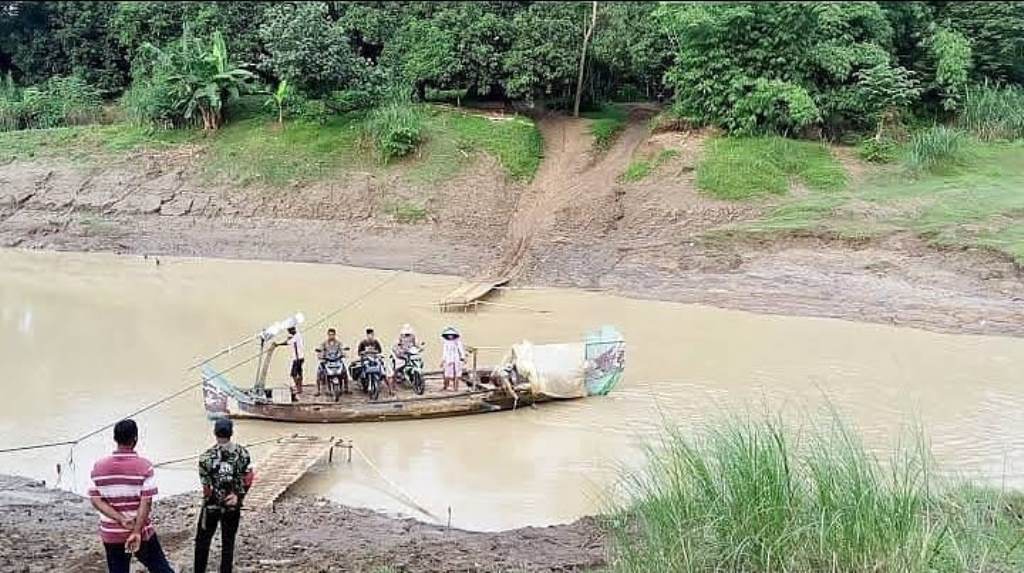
201, 326, 625, 424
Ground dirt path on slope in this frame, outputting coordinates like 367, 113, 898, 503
491, 106, 654, 279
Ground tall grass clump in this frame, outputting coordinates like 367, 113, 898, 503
607, 414, 1024, 573
957, 83, 1024, 141
904, 126, 971, 173
363, 100, 424, 163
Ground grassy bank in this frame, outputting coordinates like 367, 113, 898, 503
608, 415, 1024, 573
697, 136, 848, 199
0, 103, 544, 186
733, 138, 1024, 264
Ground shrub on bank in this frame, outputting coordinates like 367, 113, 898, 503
607, 415, 1024, 573
363, 101, 424, 163
0, 75, 102, 131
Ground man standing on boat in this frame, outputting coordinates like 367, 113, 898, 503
88, 419, 174, 573
277, 326, 305, 395
194, 418, 253, 573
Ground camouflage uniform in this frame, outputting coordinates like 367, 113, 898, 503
195, 441, 251, 572
198, 442, 252, 508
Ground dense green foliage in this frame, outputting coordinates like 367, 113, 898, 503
1, 1, 1022, 141
608, 415, 1024, 572
0, 74, 102, 130
123, 29, 254, 129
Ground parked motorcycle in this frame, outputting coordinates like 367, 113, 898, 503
320, 350, 348, 402
394, 344, 426, 395
352, 351, 386, 401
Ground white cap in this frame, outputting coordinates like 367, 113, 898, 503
400, 323, 414, 335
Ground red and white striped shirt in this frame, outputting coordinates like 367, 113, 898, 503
88, 447, 158, 544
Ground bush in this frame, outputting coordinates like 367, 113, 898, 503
957, 83, 1024, 141
0, 75, 102, 131
363, 101, 424, 163
607, 414, 1024, 573
858, 137, 899, 164
905, 126, 971, 172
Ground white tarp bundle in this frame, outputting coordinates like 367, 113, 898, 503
510, 341, 588, 399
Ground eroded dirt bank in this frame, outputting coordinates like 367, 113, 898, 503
0, 475, 606, 573
1, 117, 1022, 337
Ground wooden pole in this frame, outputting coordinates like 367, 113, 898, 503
573, 1, 598, 117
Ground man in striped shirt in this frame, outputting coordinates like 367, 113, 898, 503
88, 419, 174, 573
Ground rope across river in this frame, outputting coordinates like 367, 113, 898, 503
0, 267, 409, 456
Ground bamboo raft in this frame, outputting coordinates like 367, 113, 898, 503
437, 276, 510, 312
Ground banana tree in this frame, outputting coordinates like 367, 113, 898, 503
164, 31, 255, 130
264, 80, 291, 125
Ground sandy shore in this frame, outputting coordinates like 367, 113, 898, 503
0, 475, 607, 572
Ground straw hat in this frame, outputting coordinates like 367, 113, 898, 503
441, 326, 460, 339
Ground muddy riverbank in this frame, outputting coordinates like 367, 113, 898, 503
0, 475, 606, 572
2, 138, 1021, 337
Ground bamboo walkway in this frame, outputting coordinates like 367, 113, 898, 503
438, 277, 510, 312
244, 435, 338, 509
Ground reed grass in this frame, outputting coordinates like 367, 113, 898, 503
607, 414, 1024, 572
904, 126, 972, 173
957, 83, 1024, 141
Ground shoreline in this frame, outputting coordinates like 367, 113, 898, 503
0, 474, 607, 572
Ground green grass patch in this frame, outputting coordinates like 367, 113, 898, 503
697, 136, 848, 200
584, 104, 628, 151
621, 149, 679, 182
385, 200, 429, 223
202, 115, 364, 186
404, 107, 543, 184
607, 413, 1024, 573
0, 123, 199, 162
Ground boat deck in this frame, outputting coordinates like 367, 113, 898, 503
243, 435, 338, 509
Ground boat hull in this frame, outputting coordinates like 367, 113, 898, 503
227, 389, 552, 423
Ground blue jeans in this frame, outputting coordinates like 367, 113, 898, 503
103, 533, 175, 573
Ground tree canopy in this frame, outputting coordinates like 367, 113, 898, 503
1, 1, 1022, 136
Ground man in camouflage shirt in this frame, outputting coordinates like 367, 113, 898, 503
194, 418, 253, 573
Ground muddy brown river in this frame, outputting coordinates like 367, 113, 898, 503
1, 248, 1022, 531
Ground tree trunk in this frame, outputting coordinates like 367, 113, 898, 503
573, 1, 598, 118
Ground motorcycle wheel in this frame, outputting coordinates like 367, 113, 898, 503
368, 373, 381, 401
411, 371, 425, 395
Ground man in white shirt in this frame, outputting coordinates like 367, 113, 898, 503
278, 326, 305, 395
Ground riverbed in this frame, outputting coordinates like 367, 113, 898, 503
1, 248, 1022, 531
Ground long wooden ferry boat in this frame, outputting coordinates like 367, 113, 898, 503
201, 326, 625, 424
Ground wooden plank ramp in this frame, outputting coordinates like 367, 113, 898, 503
244, 435, 336, 509
438, 276, 510, 312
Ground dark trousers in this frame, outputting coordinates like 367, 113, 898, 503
194, 506, 241, 573
103, 534, 175, 573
